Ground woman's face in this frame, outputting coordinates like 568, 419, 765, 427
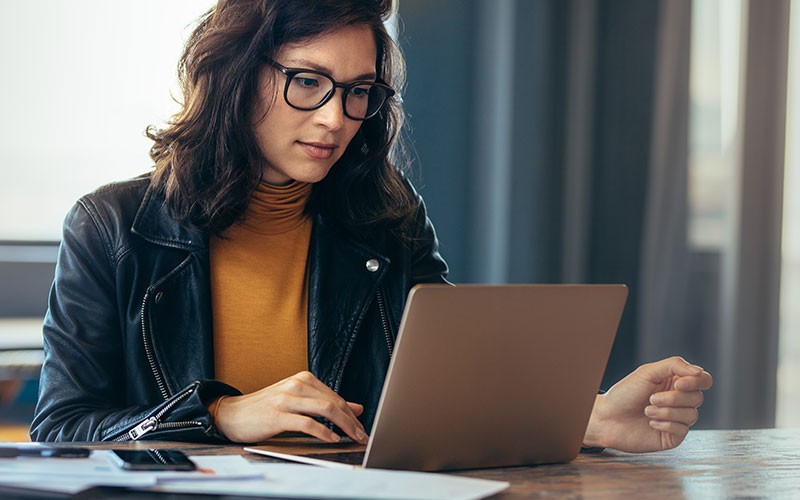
253, 25, 377, 185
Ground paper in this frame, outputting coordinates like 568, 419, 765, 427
0, 452, 154, 495
0, 452, 264, 493
0, 453, 508, 499
157, 462, 509, 500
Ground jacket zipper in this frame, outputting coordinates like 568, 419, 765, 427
376, 287, 394, 358
141, 289, 170, 401
332, 286, 393, 393
114, 384, 203, 441
115, 289, 202, 441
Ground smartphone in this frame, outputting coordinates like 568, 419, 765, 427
109, 449, 196, 471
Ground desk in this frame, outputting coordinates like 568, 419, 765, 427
36, 428, 800, 498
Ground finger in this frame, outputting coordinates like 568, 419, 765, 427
279, 373, 367, 435
645, 405, 699, 426
283, 396, 368, 444
279, 413, 343, 443
674, 372, 713, 391
291, 373, 367, 420
638, 356, 705, 384
650, 390, 704, 408
347, 402, 364, 417
648, 419, 689, 448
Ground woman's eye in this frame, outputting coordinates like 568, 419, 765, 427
295, 77, 319, 88
351, 86, 370, 98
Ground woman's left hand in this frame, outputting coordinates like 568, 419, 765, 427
582, 356, 713, 453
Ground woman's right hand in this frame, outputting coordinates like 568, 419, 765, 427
213, 371, 369, 445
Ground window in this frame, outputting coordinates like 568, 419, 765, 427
687, 0, 743, 251
0, 1, 215, 241
689, 0, 798, 426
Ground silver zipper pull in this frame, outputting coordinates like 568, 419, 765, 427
128, 416, 158, 440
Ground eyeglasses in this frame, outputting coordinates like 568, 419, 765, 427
265, 58, 395, 121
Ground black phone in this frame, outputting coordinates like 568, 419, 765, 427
109, 449, 196, 471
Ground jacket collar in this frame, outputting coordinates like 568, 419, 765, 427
131, 182, 208, 251
130, 177, 391, 261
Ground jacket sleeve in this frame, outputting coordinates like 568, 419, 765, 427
29, 200, 239, 443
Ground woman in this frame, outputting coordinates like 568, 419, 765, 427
31, 0, 711, 452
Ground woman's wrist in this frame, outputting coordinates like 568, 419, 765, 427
582, 394, 607, 449
208, 395, 231, 439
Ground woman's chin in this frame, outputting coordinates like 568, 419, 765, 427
262, 163, 334, 185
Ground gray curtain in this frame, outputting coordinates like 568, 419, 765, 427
636, 1, 692, 382
638, 0, 790, 428
399, 0, 790, 428
716, 0, 790, 428
402, 0, 658, 391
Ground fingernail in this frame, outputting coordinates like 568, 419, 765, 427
650, 394, 662, 405
644, 406, 657, 417
356, 429, 367, 443
691, 364, 704, 373
330, 433, 341, 443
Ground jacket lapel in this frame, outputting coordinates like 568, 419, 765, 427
131, 182, 214, 393
131, 182, 207, 252
307, 215, 390, 391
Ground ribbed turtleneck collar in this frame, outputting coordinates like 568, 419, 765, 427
237, 180, 312, 235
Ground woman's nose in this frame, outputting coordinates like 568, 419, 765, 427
313, 90, 346, 130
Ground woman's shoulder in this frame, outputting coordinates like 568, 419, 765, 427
78, 173, 152, 211
66, 172, 154, 242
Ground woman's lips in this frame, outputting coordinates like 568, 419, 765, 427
298, 141, 336, 160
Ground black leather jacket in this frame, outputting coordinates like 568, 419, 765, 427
30, 174, 448, 442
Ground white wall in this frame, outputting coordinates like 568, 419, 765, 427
0, 1, 215, 240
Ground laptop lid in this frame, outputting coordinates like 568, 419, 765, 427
246, 284, 627, 471
362, 284, 627, 471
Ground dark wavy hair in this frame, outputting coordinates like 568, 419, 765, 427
147, 0, 416, 238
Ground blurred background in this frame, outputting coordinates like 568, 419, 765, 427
0, 0, 796, 439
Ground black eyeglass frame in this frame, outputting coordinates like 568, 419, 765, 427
265, 58, 396, 121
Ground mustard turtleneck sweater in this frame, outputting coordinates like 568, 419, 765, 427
210, 180, 312, 394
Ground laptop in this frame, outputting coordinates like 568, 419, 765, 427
245, 284, 627, 471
